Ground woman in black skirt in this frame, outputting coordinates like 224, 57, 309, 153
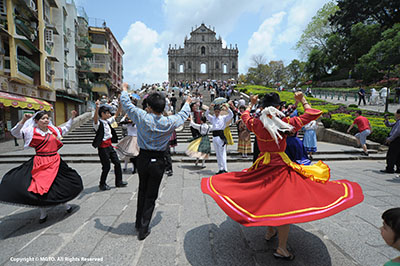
0, 111, 83, 223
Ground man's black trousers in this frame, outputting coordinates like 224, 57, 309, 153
136, 149, 166, 231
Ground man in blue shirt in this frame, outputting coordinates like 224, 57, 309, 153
120, 83, 191, 240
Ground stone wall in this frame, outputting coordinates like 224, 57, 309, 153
318, 79, 356, 88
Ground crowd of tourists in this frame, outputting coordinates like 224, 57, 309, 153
1, 79, 400, 264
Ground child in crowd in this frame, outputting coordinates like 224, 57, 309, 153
116, 114, 139, 174
236, 105, 252, 158
303, 120, 318, 159
93, 100, 128, 191
381, 208, 400, 266
186, 116, 211, 167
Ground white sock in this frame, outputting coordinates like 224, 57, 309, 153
202, 159, 205, 167
39, 208, 47, 219
64, 203, 71, 211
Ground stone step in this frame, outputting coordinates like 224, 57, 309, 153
0, 149, 380, 159
0, 153, 386, 164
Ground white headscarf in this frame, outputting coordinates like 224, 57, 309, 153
259, 106, 294, 146
20, 111, 61, 149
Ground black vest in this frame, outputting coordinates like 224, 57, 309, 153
92, 121, 118, 148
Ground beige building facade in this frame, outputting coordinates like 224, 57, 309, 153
168, 23, 238, 84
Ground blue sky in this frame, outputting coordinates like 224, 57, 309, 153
76, 0, 331, 88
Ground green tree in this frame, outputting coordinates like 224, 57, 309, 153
356, 23, 400, 82
295, 1, 339, 58
285, 59, 306, 85
330, 0, 400, 36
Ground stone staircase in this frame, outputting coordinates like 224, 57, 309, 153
0, 86, 386, 165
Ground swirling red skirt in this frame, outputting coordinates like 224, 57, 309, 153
201, 154, 364, 227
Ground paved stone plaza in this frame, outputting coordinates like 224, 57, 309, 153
0, 151, 399, 265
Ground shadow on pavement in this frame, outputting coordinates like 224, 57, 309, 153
179, 165, 215, 176
184, 218, 332, 266
78, 185, 100, 199
94, 218, 137, 236
93, 211, 163, 236
0, 205, 80, 239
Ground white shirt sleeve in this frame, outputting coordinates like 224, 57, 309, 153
205, 109, 213, 122
59, 118, 73, 136
190, 120, 201, 130
11, 123, 24, 139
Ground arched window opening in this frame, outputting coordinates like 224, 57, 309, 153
232, 62, 236, 69
223, 64, 228, 73
215, 61, 219, 69
171, 62, 175, 69
201, 46, 205, 55
202, 35, 205, 41
188, 61, 192, 69
200, 63, 207, 73
179, 64, 184, 73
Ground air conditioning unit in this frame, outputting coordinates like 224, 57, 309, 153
29, 0, 37, 11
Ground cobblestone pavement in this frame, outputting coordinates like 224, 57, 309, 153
0, 158, 399, 266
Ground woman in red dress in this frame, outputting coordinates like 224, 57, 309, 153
201, 92, 364, 260
0, 111, 83, 223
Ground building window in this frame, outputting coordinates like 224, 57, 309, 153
202, 35, 205, 41
215, 61, 219, 69
171, 62, 175, 70
232, 62, 236, 69
223, 64, 228, 73
179, 64, 184, 73
45, 59, 51, 83
188, 61, 191, 69
201, 46, 205, 55
200, 63, 207, 73
0, 0, 7, 15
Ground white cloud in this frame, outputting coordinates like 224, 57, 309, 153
121, 22, 167, 87
241, 11, 286, 73
120, 0, 331, 84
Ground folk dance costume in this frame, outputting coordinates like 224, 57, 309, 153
237, 118, 252, 157
205, 106, 233, 173
169, 130, 178, 153
93, 116, 126, 190
201, 106, 364, 227
116, 116, 140, 173
285, 135, 311, 165
303, 120, 318, 155
186, 120, 211, 167
0, 114, 83, 220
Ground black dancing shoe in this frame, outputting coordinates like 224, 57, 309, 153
380, 169, 395, 174
273, 248, 295, 261
138, 228, 150, 241
66, 205, 77, 214
99, 184, 111, 191
39, 215, 48, 224
116, 181, 128, 187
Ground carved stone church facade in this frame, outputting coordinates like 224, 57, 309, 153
168, 24, 238, 84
